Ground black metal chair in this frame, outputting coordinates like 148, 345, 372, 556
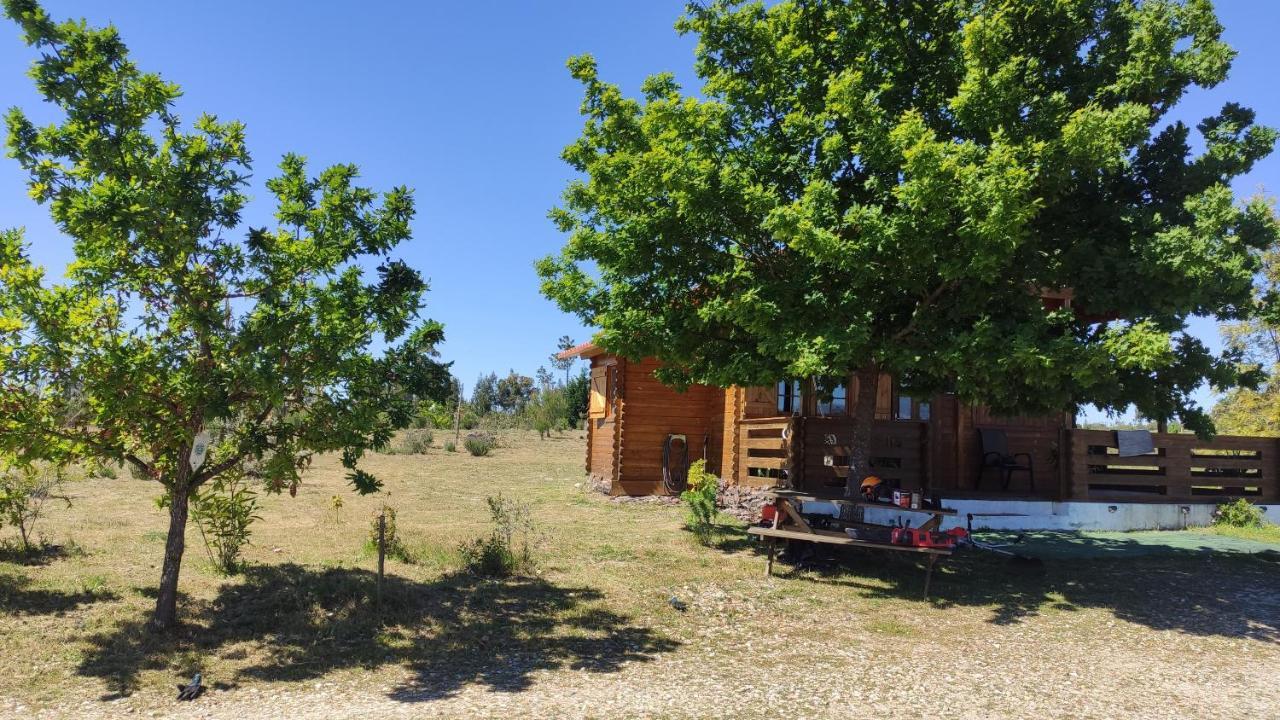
977, 428, 1034, 492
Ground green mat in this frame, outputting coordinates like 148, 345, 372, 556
976, 530, 1280, 561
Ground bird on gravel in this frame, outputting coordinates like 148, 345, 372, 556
668, 595, 687, 612
176, 673, 204, 701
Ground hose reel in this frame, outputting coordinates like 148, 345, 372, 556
662, 434, 690, 495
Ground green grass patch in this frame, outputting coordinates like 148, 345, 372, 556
1201, 523, 1280, 544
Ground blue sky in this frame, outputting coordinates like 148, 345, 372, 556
1, 1, 1277, 418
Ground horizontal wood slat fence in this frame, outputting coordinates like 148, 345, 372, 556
1068, 429, 1278, 503
737, 419, 1279, 503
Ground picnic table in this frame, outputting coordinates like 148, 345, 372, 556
746, 489, 957, 598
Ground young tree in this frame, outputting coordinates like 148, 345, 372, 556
471, 372, 499, 415
539, 0, 1278, 494
1213, 241, 1280, 435
550, 335, 577, 384
0, 1, 450, 629
535, 365, 557, 390
563, 369, 591, 428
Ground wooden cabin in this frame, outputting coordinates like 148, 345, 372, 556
561, 343, 1280, 507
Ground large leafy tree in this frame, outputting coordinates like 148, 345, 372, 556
539, 0, 1278, 489
0, 1, 450, 629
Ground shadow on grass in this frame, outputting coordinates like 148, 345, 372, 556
746, 531, 1280, 642
77, 563, 678, 702
0, 541, 84, 566
0, 571, 118, 616
683, 523, 755, 552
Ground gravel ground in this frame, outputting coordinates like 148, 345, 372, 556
7, 576, 1276, 720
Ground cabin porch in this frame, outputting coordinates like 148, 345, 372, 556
737, 415, 1280, 507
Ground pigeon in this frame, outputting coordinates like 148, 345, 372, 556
667, 595, 687, 612
176, 673, 204, 701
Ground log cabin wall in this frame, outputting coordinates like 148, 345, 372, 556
583, 354, 1071, 497
585, 355, 620, 489
614, 357, 720, 496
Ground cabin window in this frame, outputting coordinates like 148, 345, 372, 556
815, 378, 847, 417
894, 393, 930, 421
777, 380, 801, 415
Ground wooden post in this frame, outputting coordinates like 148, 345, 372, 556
923, 554, 937, 600
453, 383, 464, 445
376, 512, 386, 613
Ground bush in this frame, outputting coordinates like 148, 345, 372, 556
444, 441, 457, 453
419, 401, 455, 430
458, 494, 537, 576
464, 431, 497, 457
1213, 498, 1266, 528
680, 459, 719, 543
189, 475, 261, 575
391, 428, 433, 455
365, 504, 413, 563
0, 462, 71, 552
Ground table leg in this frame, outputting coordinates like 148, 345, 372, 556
766, 538, 775, 576
923, 554, 938, 600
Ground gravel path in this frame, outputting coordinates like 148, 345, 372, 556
9, 581, 1277, 720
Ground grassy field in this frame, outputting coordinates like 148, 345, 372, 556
1, 430, 1278, 719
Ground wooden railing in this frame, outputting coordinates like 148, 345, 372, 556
1068, 429, 1279, 503
738, 416, 793, 486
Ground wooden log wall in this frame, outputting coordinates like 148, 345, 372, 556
585, 356, 620, 490
1068, 429, 1280, 503
614, 357, 720, 495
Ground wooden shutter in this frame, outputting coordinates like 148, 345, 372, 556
875, 373, 893, 420
588, 366, 608, 418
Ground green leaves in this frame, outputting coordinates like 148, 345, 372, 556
541, 0, 1278, 432
0, 1, 450, 499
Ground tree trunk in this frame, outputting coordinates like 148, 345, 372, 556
845, 366, 879, 499
151, 478, 191, 632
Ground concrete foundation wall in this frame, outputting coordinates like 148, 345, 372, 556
801, 500, 1279, 532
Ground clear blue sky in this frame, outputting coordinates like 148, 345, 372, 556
1, 1, 1277, 417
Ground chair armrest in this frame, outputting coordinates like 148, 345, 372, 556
1012, 452, 1033, 465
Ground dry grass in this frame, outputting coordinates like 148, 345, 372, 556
1, 430, 1278, 719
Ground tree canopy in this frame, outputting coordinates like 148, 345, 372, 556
539, 0, 1278, 438
0, 0, 450, 628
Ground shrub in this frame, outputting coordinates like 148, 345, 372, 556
680, 459, 719, 543
459, 494, 537, 576
1213, 498, 1265, 528
0, 462, 71, 552
189, 475, 261, 575
365, 504, 413, 563
392, 428, 433, 455
444, 441, 457, 453
464, 432, 497, 457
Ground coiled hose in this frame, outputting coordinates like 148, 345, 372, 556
662, 434, 690, 495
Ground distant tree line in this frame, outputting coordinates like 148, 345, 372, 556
413, 337, 590, 437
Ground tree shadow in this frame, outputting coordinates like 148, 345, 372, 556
747, 532, 1280, 642
0, 571, 118, 616
681, 523, 755, 552
76, 563, 678, 702
0, 540, 83, 566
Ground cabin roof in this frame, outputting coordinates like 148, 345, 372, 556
556, 341, 605, 360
